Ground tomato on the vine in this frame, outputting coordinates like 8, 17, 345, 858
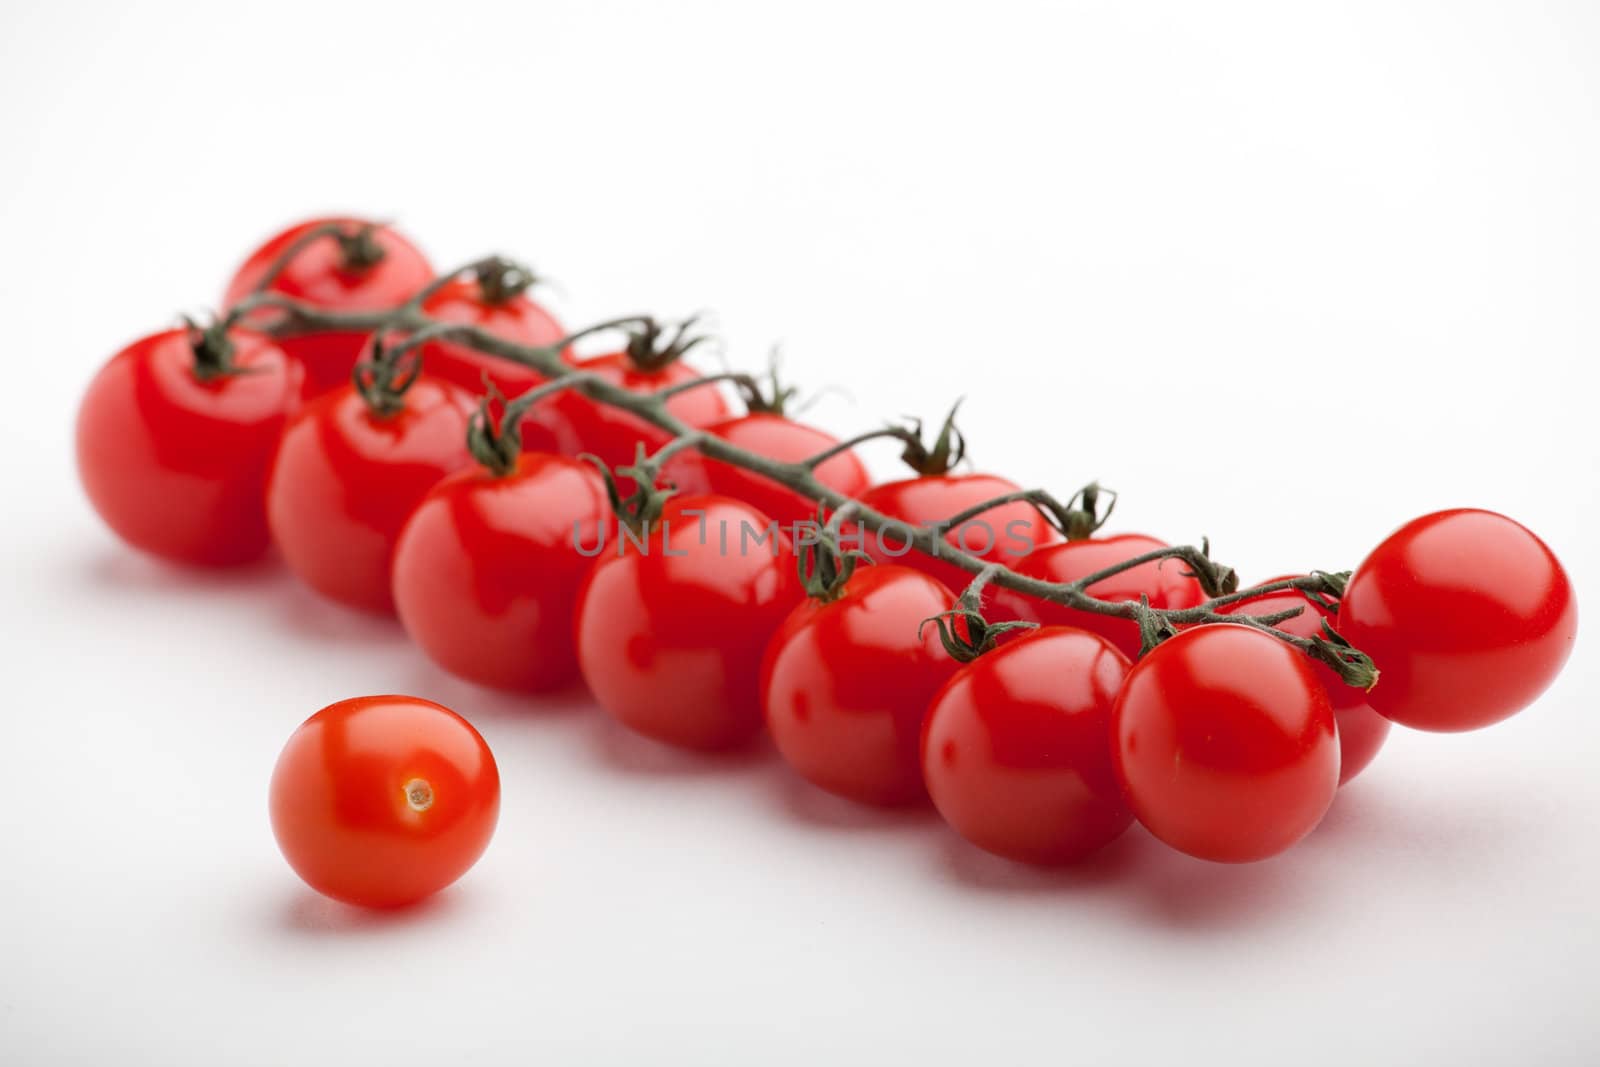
1111, 624, 1339, 863
762, 563, 959, 805
922, 626, 1134, 865
223, 218, 433, 397
266, 377, 474, 614
667, 412, 871, 531
1218, 579, 1390, 784
393, 452, 610, 692
987, 534, 1206, 661
1339, 509, 1577, 732
574, 495, 803, 750
76, 325, 301, 566
270, 695, 499, 908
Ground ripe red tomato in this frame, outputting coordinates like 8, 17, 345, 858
1111, 624, 1339, 863
1339, 509, 1578, 732
665, 413, 871, 530
266, 378, 474, 614
223, 218, 433, 397
922, 627, 1133, 864
543, 350, 728, 488
269, 695, 499, 908
855, 473, 1061, 595
987, 534, 1206, 660
393, 453, 610, 692
76, 327, 301, 566
1218, 579, 1390, 784
762, 564, 959, 805
574, 495, 803, 750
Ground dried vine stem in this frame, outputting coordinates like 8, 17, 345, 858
227, 287, 1378, 688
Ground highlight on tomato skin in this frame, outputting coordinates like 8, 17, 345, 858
1110, 624, 1340, 864
1339, 509, 1578, 733
268, 695, 501, 909
75, 327, 302, 567
921, 626, 1135, 866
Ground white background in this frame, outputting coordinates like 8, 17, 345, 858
2, 2, 1597, 1063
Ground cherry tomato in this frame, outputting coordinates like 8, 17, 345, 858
1111, 624, 1338, 863
393, 453, 610, 692
267, 378, 474, 614
922, 627, 1133, 864
223, 218, 433, 397
416, 275, 568, 454
543, 351, 728, 489
987, 534, 1206, 660
574, 495, 803, 750
76, 327, 300, 566
1217, 579, 1390, 784
1339, 509, 1578, 732
762, 564, 959, 805
855, 473, 1061, 595
665, 413, 871, 531
269, 695, 499, 908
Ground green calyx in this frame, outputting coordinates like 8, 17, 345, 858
1059, 482, 1116, 541
473, 256, 539, 305
919, 567, 1038, 663
466, 382, 522, 477
797, 515, 873, 601
584, 444, 677, 538
900, 400, 967, 477
624, 316, 710, 374
352, 335, 420, 418
334, 224, 387, 272
1308, 620, 1381, 690
738, 359, 801, 417
183, 315, 247, 383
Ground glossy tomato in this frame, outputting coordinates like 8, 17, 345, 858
762, 564, 959, 805
223, 218, 433, 397
665, 413, 871, 531
1218, 580, 1390, 784
987, 534, 1206, 660
922, 626, 1133, 865
855, 473, 1061, 595
1339, 509, 1577, 732
266, 378, 474, 614
574, 495, 803, 750
76, 326, 301, 566
393, 453, 610, 692
1111, 624, 1339, 863
269, 695, 499, 908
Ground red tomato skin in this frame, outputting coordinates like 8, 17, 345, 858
392, 454, 610, 692
665, 413, 872, 531
1111, 624, 1339, 863
542, 353, 727, 491
922, 627, 1134, 865
1218, 581, 1390, 784
269, 695, 499, 908
266, 378, 474, 614
762, 565, 959, 805
855, 473, 1062, 595
76, 329, 299, 566
1339, 509, 1578, 732
416, 278, 568, 453
987, 534, 1207, 661
223, 218, 433, 397
574, 495, 804, 751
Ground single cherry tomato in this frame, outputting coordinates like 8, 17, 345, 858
223, 218, 433, 397
416, 271, 568, 455
76, 325, 301, 566
1111, 624, 1339, 863
267, 378, 474, 614
922, 627, 1133, 865
1217, 579, 1390, 784
855, 473, 1061, 595
1339, 509, 1577, 732
542, 348, 728, 491
665, 412, 871, 531
762, 564, 959, 805
269, 695, 500, 908
574, 495, 803, 750
393, 453, 610, 692
986, 534, 1206, 661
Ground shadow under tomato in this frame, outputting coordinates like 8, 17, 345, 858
932, 823, 1147, 895
394, 661, 596, 725
83, 543, 285, 596
765, 770, 940, 834
582, 712, 775, 780
277, 884, 471, 936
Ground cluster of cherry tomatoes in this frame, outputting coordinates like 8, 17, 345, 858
76, 218, 1579, 908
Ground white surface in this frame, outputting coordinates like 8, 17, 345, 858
2, 2, 1597, 1064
